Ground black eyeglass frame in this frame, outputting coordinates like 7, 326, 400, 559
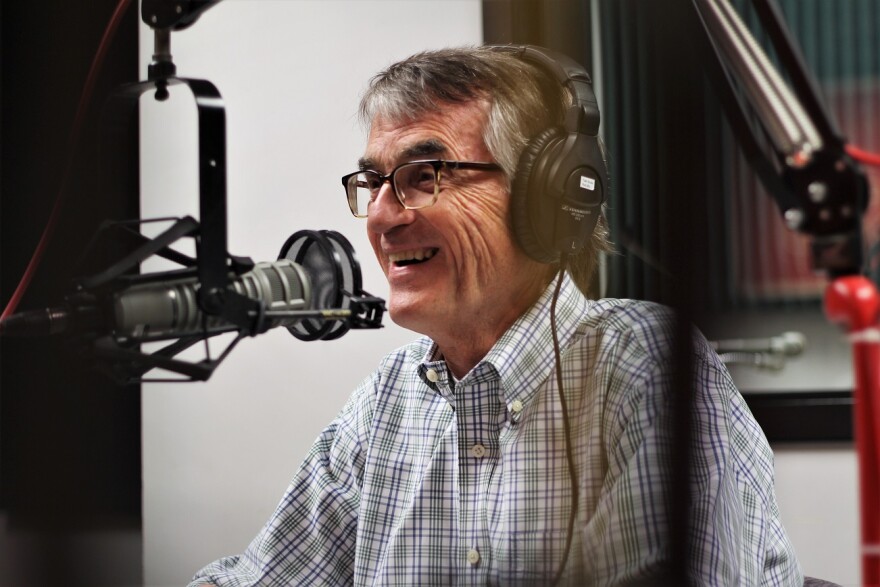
341, 159, 502, 218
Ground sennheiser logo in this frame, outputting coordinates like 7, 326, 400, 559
579, 176, 596, 191
561, 205, 591, 221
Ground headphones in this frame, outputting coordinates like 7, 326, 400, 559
494, 45, 608, 264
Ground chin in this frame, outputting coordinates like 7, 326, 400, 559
387, 298, 433, 336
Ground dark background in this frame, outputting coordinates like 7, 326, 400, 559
1, 1, 141, 584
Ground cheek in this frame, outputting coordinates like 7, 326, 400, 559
446, 190, 515, 278
367, 232, 387, 274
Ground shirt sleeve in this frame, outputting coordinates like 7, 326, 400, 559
583, 333, 803, 586
187, 373, 377, 587
686, 349, 802, 586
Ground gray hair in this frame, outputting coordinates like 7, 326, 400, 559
359, 46, 612, 296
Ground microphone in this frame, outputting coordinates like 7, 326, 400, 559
114, 258, 310, 341
710, 331, 806, 356
0, 228, 384, 382
0, 230, 384, 344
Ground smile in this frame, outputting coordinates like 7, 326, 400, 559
388, 248, 438, 267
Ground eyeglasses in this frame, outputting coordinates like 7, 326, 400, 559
341, 159, 502, 218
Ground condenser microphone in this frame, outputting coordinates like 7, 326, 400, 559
0, 230, 383, 344
113, 258, 311, 341
0, 259, 308, 341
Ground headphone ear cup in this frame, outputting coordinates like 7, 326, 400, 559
511, 127, 566, 264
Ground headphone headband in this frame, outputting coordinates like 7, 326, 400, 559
492, 45, 601, 137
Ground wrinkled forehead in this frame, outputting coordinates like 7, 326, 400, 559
361, 100, 492, 171
358, 136, 447, 173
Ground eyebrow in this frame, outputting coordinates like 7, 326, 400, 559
358, 138, 448, 171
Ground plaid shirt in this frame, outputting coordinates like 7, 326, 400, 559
190, 275, 802, 586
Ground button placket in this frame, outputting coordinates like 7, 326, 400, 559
455, 364, 502, 584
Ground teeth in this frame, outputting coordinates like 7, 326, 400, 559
389, 248, 437, 264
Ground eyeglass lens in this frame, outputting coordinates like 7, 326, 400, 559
347, 162, 438, 216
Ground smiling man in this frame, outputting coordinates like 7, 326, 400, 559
189, 46, 802, 586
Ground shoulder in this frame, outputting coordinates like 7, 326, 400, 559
373, 336, 434, 377
327, 336, 434, 446
570, 298, 736, 421
336, 337, 432, 409
575, 298, 679, 365
578, 298, 719, 366
584, 298, 674, 330
351, 336, 436, 404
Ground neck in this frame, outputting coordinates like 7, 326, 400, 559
435, 334, 499, 379
432, 277, 555, 378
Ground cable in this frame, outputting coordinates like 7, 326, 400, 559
550, 256, 579, 586
1, 0, 134, 321
847, 144, 880, 168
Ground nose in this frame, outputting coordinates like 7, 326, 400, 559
367, 181, 416, 235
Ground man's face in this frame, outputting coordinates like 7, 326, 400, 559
362, 100, 550, 349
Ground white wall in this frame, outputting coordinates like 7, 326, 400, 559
775, 444, 859, 585
139, 2, 482, 585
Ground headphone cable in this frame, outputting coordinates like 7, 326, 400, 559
550, 255, 579, 586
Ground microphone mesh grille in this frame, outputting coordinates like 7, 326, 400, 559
265, 266, 285, 301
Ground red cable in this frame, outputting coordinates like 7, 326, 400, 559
1, 0, 134, 320
847, 144, 880, 168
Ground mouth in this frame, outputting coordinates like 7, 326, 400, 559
388, 248, 439, 267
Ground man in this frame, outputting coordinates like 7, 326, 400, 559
190, 46, 802, 586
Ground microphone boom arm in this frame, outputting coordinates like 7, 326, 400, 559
690, 0, 869, 276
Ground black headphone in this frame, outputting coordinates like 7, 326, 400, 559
494, 45, 608, 264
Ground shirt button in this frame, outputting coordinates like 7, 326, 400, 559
466, 548, 480, 565
511, 399, 524, 413
426, 368, 439, 383
470, 444, 486, 458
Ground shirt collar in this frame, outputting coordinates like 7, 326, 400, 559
483, 272, 588, 412
416, 273, 589, 415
